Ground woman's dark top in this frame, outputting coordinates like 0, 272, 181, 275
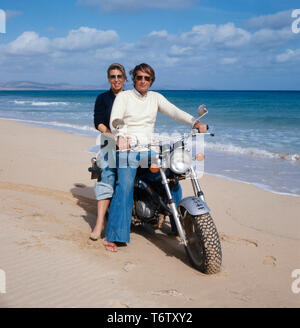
93, 89, 116, 130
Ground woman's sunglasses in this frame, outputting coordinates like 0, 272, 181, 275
109, 74, 123, 80
136, 75, 151, 82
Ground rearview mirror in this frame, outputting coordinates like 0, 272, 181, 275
197, 104, 208, 118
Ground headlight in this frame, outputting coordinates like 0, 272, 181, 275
170, 149, 192, 174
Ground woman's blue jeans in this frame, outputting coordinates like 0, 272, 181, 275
94, 135, 117, 200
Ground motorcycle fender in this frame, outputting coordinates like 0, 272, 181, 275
179, 196, 210, 216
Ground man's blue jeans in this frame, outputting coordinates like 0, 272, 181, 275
105, 150, 149, 243
105, 150, 182, 243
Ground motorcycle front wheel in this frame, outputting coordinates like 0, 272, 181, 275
181, 211, 222, 274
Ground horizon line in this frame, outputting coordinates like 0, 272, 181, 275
0, 88, 300, 92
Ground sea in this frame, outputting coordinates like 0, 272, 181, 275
1, 89, 300, 197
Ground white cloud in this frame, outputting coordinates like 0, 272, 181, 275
181, 24, 215, 46
148, 30, 168, 38
4, 27, 119, 55
179, 23, 251, 49
53, 26, 119, 51
276, 49, 300, 63
6, 32, 50, 55
77, 0, 195, 12
168, 45, 192, 56
246, 10, 293, 30
221, 57, 237, 65
93, 47, 124, 60
252, 27, 298, 48
213, 23, 251, 48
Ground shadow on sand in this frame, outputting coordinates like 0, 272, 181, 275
70, 183, 192, 269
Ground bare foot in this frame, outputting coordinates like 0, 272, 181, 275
89, 231, 101, 241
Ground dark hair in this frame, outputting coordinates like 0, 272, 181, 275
107, 63, 127, 81
130, 63, 155, 86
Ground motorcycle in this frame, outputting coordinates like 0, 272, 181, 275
88, 105, 222, 274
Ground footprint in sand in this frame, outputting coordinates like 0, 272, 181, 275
150, 289, 194, 301
151, 289, 183, 297
220, 233, 258, 247
107, 299, 129, 308
123, 261, 136, 272
263, 255, 277, 266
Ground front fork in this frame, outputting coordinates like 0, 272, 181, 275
160, 168, 188, 246
189, 166, 206, 202
160, 167, 205, 247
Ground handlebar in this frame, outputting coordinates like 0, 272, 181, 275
115, 130, 214, 152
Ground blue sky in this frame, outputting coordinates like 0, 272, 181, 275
0, 0, 300, 89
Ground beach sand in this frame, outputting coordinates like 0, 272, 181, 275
0, 118, 299, 308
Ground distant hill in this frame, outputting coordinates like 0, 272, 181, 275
0, 81, 100, 90
0, 80, 218, 91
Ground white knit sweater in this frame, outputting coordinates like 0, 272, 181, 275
109, 89, 197, 145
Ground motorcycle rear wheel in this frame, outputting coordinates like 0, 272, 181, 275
182, 211, 222, 274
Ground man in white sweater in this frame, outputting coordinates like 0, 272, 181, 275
104, 63, 207, 252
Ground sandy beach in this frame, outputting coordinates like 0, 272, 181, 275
0, 118, 299, 308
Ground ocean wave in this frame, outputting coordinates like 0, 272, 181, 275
205, 173, 300, 198
3, 118, 96, 133
205, 141, 300, 162
11, 100, 70, 106
43, 121, 95, 132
